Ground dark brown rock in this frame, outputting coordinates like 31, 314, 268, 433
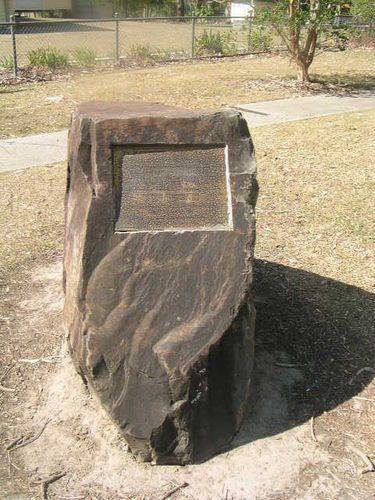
63, 102, 258, 464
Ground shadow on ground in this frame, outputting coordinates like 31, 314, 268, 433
0, 20, 113, 35
234, 259, 375, 447
310, 72, 375, 95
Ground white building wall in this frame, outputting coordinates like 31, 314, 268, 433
230, 0, 254, 18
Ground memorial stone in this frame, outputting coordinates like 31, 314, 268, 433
63, 102, 258, 464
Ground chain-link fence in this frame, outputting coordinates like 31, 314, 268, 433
0, 15, 286, 77
0, 15, 373, 77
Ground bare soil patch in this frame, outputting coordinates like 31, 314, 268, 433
0, 261, 333, 499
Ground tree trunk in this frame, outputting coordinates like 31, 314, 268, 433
122, 0, 129, 17
177, 0, 186, 17
297, 62, 310, 82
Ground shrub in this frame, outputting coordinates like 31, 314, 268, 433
127, 44, 171, 65
248, 26, 272, 52
128, 44, 155, 64
28, 47, 69, 70
195, 0, 224, 17
72, 47, 97, 67
352, 0, 375, 24
347, 26, 375, 49
0, 56, 14, 71
331, 27, 351, 51
194, 29, 237, 56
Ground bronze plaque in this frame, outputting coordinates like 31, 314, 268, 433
113, 145, 232, 232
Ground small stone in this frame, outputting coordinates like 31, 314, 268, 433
45, 95, 63, 103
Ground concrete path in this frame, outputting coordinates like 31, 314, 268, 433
233, 93, 375, 128
0, 130, 68, 173
1, 94, 374, 173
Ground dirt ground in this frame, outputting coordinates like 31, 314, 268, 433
0, 110, 374, 498
0, 262, 334, 499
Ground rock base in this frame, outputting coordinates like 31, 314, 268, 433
63, 102, 258, 464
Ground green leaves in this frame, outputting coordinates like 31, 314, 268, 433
28, 47, 69, 70
256, 0, 339, 30
352, 0, 375, 23
253, 0, 346, 81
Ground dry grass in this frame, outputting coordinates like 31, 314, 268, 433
0, 165, 64, 285
1, 48, 374, 138
0, 108, 374, 496
254, 110, 375, 275
0, 110, 373, 291
251, 110, 375, 495
0, 41, 375, 492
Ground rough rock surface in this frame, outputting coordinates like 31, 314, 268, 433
63, 102, 258, 464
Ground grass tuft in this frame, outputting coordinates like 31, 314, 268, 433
72, 47, 97, 68
28, 47, 69, 70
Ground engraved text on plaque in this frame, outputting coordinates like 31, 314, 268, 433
113, 145, 231, 232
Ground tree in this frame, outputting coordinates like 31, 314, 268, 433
190, 0, 227, 16
259, 1, 341, 82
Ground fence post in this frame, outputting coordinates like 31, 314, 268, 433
10, 14, 18, 78
247, 15, 252, 53
114, 12, 119, 64
191, 14, 196, 59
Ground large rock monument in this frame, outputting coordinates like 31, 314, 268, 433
63, 102, 258, 464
